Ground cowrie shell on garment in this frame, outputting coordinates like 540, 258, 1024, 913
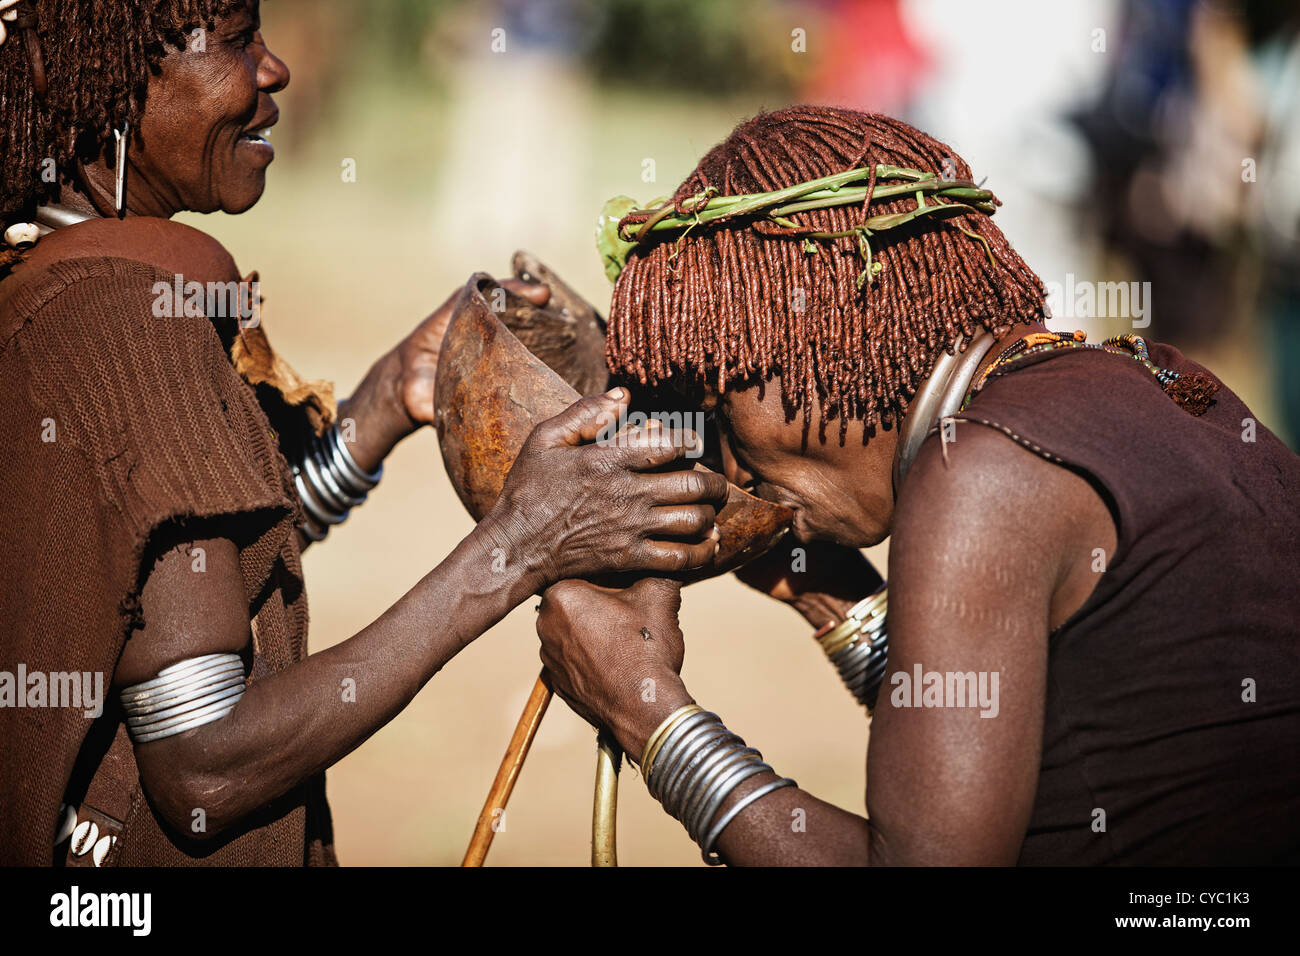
0, 1, 20, 49
70, 820, 98, 857
4, 222, 39, 250
54, 803, 78, 846
92, 834, 116, 867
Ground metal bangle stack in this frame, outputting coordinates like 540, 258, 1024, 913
640, 705, 796, 865
817, 586, 889, 711
291, 419, 382, 542
120, 653, 247, 744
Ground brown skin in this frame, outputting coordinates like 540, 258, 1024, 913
536, 321, 1119, 865
719, 380, 890, 629
123, 392, 728, 838
65, 1, 288, 220
732, 533, 882, 630
16, 0, 731, 839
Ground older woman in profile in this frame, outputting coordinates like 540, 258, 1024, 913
0, 0, 727, 866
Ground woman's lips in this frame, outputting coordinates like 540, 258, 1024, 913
237, 127, 274, 162
239, 107, 279, 161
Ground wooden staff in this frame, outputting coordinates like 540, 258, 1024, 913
461, 672, 552, 867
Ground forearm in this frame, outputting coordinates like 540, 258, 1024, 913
294, 351, 407, 552
711, 772, 874, 866
789, 591, 861, 630
611, 678, 876, 866
138, 516, 539, 835
335, 349, 411, 474
737, 535, 885, 630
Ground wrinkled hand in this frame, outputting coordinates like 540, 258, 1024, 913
734, 533, 884, 628
486, 389, 730, 588
396, 279, 550, 429
536, 577, 693, 756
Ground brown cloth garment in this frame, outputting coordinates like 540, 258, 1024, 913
952, 341, 1300, 864
0, 256, 336, 865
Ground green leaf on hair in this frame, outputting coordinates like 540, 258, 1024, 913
595, 195, 641, 283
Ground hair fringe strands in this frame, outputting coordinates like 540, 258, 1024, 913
606, 107, 1048, 440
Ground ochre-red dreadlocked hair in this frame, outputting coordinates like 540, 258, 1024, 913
605, 106, 1048, 438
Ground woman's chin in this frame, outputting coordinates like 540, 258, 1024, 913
219, 178, 268, 215
794, 510, 883, 548
791, 510, 830, 544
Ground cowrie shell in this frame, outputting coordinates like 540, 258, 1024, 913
0, 0, 15, 48
54, 804, 78, 846
4, 222, 39, 250
70, 820, 98, 857
92, 834, 116, 867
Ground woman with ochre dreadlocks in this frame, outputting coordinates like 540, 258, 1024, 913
536, 106, 1300, 865
0, 0, 728, 866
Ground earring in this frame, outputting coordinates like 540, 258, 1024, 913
113, 120, 130, 219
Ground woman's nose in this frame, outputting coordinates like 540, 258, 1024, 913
256, 33, 290, 93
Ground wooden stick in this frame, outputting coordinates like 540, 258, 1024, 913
461, 672, 552, 867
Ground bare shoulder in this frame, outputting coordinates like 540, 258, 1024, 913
891, 421, 1116, 630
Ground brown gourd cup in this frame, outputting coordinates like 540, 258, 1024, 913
433, 254, 792, 579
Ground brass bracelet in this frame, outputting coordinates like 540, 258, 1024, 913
815, 585, 890, 711
818, 587, 888, 656
640, 704, 703, 775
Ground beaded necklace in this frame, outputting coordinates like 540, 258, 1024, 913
961, 329, 1208, 413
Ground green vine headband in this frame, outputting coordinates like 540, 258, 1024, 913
596, 163, 1000, 287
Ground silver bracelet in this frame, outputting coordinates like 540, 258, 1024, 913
701, 777, 797, 865
681, 745, 760, 842
656, 721, 730, 811
643, 710, 789, 861
644, 710, 716, 803
691, 755, 769, 848
120, 653, 246, 744
120, 660, 244, 714
817, 587, 890, 711
326, 423, 382, 491
292, 415, 383, 542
